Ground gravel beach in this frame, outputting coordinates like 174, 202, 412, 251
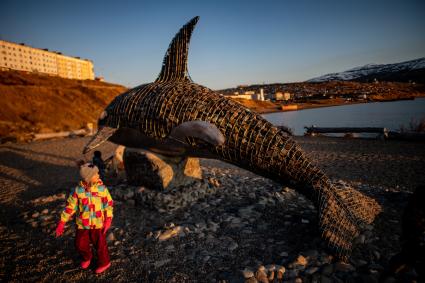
1, 136, 424, 282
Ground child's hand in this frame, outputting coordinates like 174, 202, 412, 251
55, 221, 65, 237
103, 218, 112, 235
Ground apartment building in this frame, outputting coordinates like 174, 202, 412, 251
0, 39, 94, 80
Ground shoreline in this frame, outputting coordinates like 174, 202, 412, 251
251, 95, 425, 114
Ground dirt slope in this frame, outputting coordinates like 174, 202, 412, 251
0, 70, 127, 140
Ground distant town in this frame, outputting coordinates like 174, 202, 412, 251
218, 80, 425, 113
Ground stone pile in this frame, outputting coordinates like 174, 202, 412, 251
18, 168, 414, 282
110, 177, 221, 212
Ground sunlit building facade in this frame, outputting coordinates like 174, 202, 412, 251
0, 39, 94, 80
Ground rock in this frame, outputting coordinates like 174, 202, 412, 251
154, 259, 171, 268
158, 226, 182, 241
285, 270, 298, 279
242, 269, 255, 279
355, 234, 366, 244
32, 212, 40, 218
303, 249, 319, 260
228, 242, 239, 251
277, 266, 286, 274
277, 266, 286, 280
321, 264, 333, 276
358, 274, 379, 283
294, 255, 308, 266
255, 267, 269, 283
382, 276, 397, 283
208, 177, 220, 187
372, 250, 381, 260
305, 267, 319, 275
41, 208, 49, 214
352, 259, 368, 267
279, 251, 289, 257
245, 277, 258, 283
368, 263, 384, 272
125, 190, 134, 200
320, 275, 333, 283
123, 148, 202, 190
164, 244, 175, 251
301, 219, 309, 224
106, 232, 116, 242
334, 262, 355, 272
267, 270, 275, 281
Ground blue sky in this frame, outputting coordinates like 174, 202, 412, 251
1, 0, 424, 89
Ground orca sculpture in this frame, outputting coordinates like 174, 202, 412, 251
83, 16, 381, 259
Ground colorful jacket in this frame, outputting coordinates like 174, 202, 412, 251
60, 180, 113, 229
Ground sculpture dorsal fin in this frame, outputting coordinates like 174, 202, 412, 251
155, 16, 199, 82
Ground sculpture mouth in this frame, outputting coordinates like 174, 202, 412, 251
82, 126, 117, 154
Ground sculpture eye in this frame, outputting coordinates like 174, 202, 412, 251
99, 111, 107, 120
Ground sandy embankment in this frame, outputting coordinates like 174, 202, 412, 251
0, 136, 424, 282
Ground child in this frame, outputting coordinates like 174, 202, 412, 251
56, 163, 114, 274
92, 151, 106, 181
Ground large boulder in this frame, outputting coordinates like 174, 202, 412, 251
123, 148, 202, 190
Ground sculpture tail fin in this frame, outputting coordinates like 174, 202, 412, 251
312, 178, 381, 260
155, 16, 199, 83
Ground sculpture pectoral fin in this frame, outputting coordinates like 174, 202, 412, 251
169, 121, 225, 146
83, 126, 118, 154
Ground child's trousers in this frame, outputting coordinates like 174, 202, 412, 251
75, 229, 110, 267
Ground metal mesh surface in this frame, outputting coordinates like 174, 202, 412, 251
99, 17, 381, 259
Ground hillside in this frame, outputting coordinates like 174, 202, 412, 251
0, 70, 127, 140
308, 57, 425, 83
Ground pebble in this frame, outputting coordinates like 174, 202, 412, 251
372, 250, 381, 260
41, 208, 49, 214
303, 249, 319, 259
279, 251, 289, 257
301, 219, 309, 224
245, 277, 258, 283
274, 266, 285, 281
351, 259, 367, 267
158, 226, 182, 241
106, 232, 116, 242
154, 259, 171, 268
320, 275, 333, 283
334, 262, 355, 272
242, 269, 254, 279
305, 267, 319, 275
228, 242, 239, 251
294, 255, 308, 266
255, 268, 268, 283
31, 212, 40, 218
321, 264, 333, 275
